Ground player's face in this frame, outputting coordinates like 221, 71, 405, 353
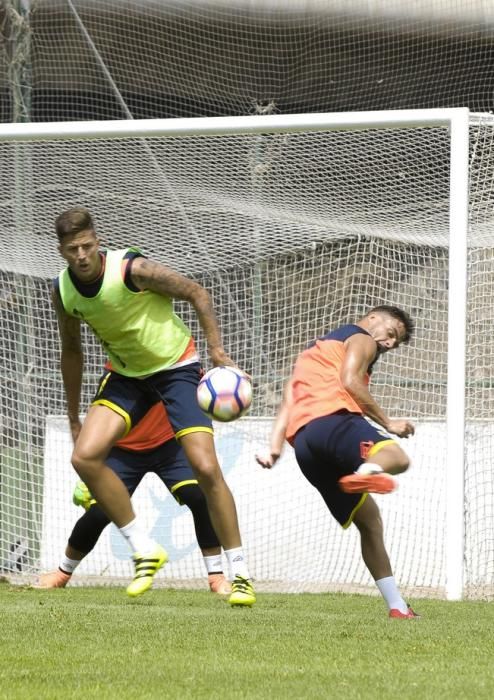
369, 313, 406, 354
59, 230, 102, 282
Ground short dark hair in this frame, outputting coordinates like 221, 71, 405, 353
55, 207, 95, 242
367, 305, 414, 344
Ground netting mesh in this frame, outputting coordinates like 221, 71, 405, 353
3, 0, 494, 123
0, 118, 490, 597
1, 0, 494, 597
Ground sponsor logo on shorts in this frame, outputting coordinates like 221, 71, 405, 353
360, 440, 375, 460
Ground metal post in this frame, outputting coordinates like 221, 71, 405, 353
445, 107, 469, 600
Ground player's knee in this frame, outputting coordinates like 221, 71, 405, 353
379, 444, 410, 475
174, 483, 206, 511
193, 462, 224, 491
393, 449, 410, 475
71, 446, 100, 479
175, 484, 220, 550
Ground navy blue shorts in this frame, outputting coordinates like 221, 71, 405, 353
106, 440, 197, 504
91, 362, 213, 438
293, 411, 396, 527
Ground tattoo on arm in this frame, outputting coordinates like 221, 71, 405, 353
130, 257, 228, 360
131, 258, 200, 300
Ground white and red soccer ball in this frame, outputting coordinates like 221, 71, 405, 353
197, 366, 252, 422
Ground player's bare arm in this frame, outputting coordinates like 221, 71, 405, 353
51, 287, 84, 442
130, 257, 234, 367
341, 334, 414, 438
256, 381, 293, 468
255, 402, 290, 468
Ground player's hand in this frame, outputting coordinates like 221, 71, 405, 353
386, 419, 415, 438
209, 347, 235, 367
209, 350, 252, 381
255, 452, 280, 469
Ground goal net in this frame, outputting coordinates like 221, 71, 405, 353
2, 1, 494, 121
0, 109, 492, 600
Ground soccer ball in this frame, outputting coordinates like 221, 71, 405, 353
197, 366, 252, 422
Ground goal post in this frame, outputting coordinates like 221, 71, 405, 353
445, 110, 469, 601
0, 108, 473, 599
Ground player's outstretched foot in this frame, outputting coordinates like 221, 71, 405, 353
389, 606, 420, 619
229, 575, 256, 607
126, 545, 168, 598
208, 573, 231, 595
35, 570, 71, 589
339, 472, 397, 494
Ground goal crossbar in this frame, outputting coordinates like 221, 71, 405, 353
0, 107, 469, 142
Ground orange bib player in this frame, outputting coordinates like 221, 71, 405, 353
257, 306, 419, 619
37, 400, 231, 595
286, 323, 399, 527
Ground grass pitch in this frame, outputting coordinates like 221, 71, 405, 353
1, 582, 493, 699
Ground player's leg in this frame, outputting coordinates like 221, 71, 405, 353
73, 373, 167, 596
294, 422, 417, 618
153, 437, 230, 594
362, 441, 410, 475
37, 504, 112, 588
76, 370, 150, 534
38, 448, 148, 590
335, 416, 410, 494
352, 495, 391, 579
71, 404, 133, 526
179, 432, 255, 605
353, 496, 419, 618
151, 364, 254, 606
173, 482, 231, 595
178, 432, 240, 548
105, 444, 168, 598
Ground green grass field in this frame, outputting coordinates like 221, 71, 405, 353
1, 581, 493, 699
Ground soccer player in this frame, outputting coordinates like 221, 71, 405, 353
38, 401, 231, 595
52, 207, 254, 605
256, 306, 419, 618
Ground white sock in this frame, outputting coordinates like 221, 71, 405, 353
375, 576, 408, 613
356, 462, 383, 475
225, 547, 250, 580
59, 555, 80, 575
204, 553, 224, 575
119, 518, 156, 555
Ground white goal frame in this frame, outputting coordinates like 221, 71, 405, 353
0, 108, 469, 600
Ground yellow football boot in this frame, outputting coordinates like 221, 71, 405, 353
228, 575, 256, 607
126, 545, 168, 598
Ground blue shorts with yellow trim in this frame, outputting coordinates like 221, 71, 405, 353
91, 362, 213, 438
106, 441, 197, 503
293, 411, 396, 528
